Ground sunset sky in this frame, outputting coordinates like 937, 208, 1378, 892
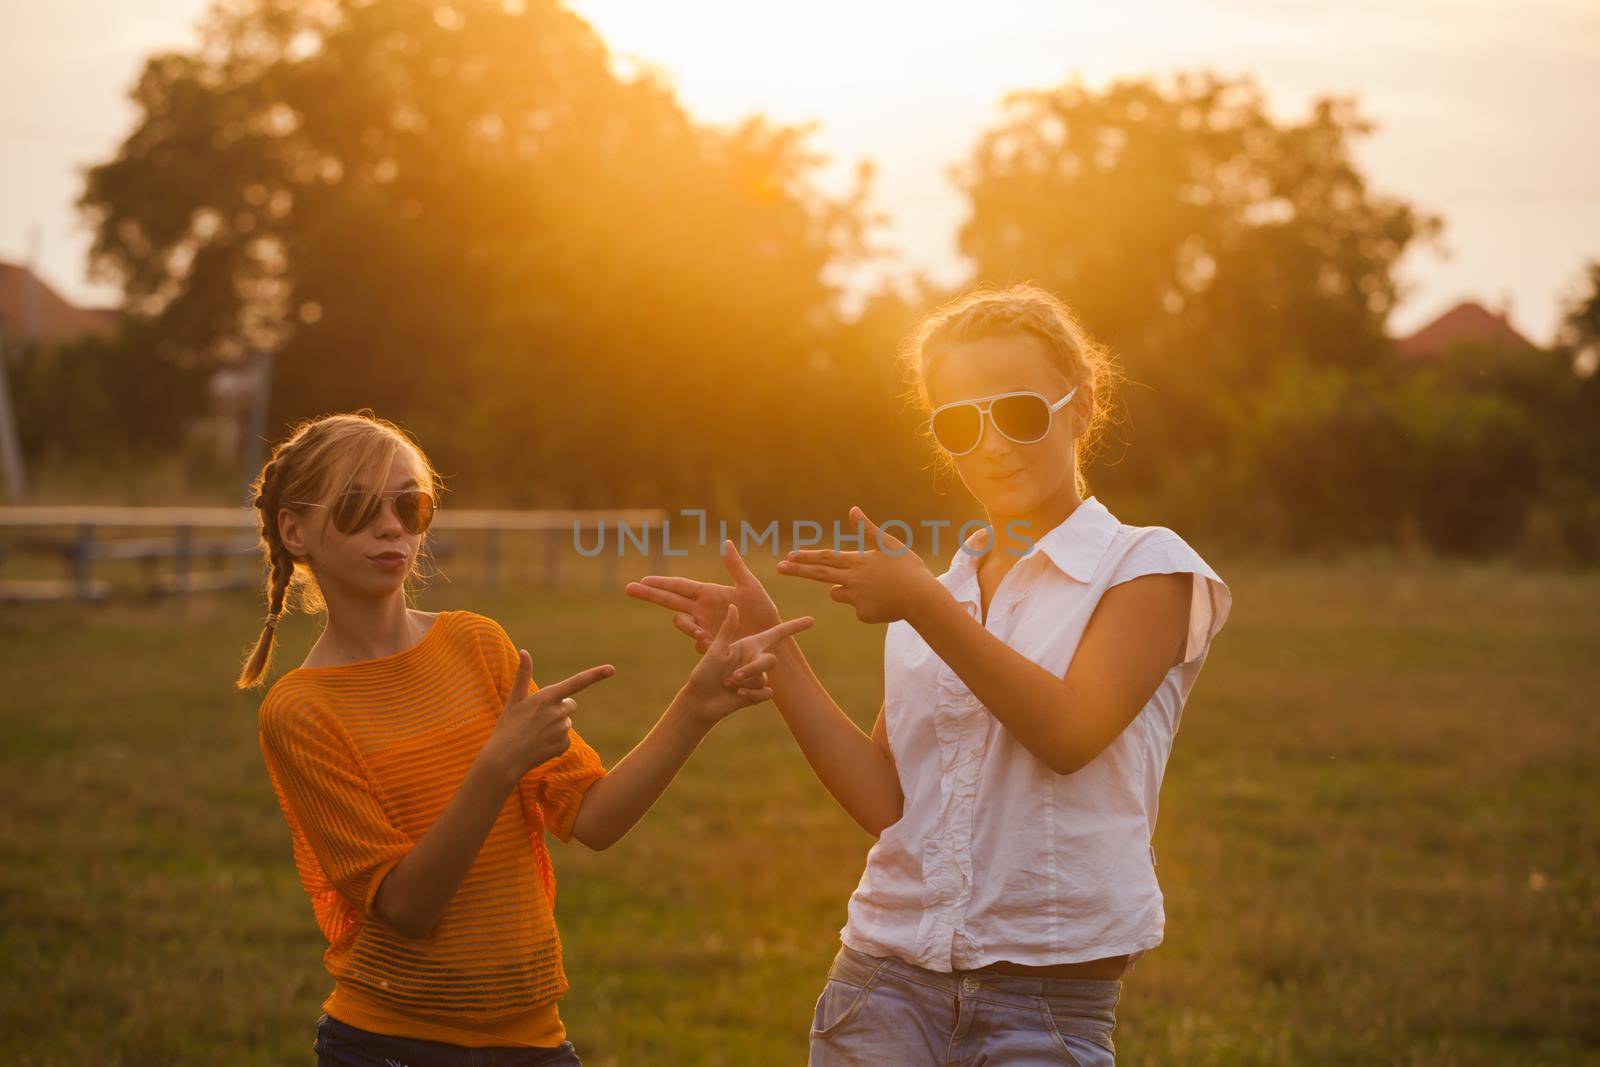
2, 0, 1596, 342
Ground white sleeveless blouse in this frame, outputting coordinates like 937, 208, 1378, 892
840, 496, 1231, 970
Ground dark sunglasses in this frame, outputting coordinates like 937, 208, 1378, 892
287, 488, 437, 535
928, 386, 1079, 456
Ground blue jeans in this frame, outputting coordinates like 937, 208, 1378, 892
313, 1013, 582, 1067
808, 943, 1121, 1066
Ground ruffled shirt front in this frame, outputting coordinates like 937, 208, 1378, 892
841, 497, 1231, 971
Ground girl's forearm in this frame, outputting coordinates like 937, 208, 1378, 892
372, 751, 519, 938
769, 639, 903, 836
905, 590, 1081, 773
568, 687, 712, 850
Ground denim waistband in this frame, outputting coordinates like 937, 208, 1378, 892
315, 1013, 576, 1067
828, 942, 1122, 1030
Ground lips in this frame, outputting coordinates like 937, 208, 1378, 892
371, 551, 406, 561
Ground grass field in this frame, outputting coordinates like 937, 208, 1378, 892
1, 555, 1597, 1066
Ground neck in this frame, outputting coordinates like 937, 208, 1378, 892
316, 587, 422, 663
987, 480, 1084, 558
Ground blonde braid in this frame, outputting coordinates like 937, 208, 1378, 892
236, 455, 297, 689
234, 411, 442, 690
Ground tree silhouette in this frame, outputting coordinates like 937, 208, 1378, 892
80, 0, 873, 510
953, 73, 1440, 488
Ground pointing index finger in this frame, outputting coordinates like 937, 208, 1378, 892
632, 575, 710, 598
625, 582, 697, 613
537, 663, 617, 704
788, 548, 858, 566
740, 615, 814, 654
777, 561, 850, 585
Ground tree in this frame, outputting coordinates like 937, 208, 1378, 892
952, 72, 1440, 490
10, 319, 212, 465
1545, 260, 1600, 556
80, 0, 873, 511
1556, 259, 1600, 378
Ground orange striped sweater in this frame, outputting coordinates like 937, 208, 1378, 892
257, 609, 606, 1048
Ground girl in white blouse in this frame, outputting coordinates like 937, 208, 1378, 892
628, 284, 1231, 1065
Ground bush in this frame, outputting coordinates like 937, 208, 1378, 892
10, 322, 211, 464
1218, 358, 1551, 557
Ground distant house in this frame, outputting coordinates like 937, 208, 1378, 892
0, 260, 118, 349
1396, 301, 1535, 361
0, 260, 267, 462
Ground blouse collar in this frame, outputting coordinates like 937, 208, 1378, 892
944, 496, 1121, 603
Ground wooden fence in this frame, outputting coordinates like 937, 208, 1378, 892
0, 506, 671, 604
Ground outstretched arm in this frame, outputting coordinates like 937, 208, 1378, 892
627, 540, 904, 836
566, 687, 713, 851
768, 647, 903, 836
571, 606, 815, 850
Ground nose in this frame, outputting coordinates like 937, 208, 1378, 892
974, 410, 1013, 456
373, 497, 406, 537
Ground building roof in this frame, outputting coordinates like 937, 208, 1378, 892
0, 261, 118, 347
1396, 300, 1535, 360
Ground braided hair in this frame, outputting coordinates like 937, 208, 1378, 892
234, 411, 441, 689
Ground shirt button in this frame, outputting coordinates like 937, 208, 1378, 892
961, 975, 980, 994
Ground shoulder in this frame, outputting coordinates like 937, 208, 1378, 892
1102, 523, 1223, 588
257, 675, 340, 749
259, 673, 320, 724
448, 609, 514, 653
447, 611, 520, 695
1100, 521, 1233, 663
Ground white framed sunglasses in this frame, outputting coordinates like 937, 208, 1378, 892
928, 386, 1079, 456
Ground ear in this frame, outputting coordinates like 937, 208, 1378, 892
277, 506, 308, 559
1070, 381, 1095, 439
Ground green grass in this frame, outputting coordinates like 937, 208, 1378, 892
1, 556, 1597, 1065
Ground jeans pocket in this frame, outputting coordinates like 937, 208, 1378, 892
1040, 1001, 1116, 1067
312, 1014, 335, 1062
808, 976, 876, 1038
313, 1015, 416, 1067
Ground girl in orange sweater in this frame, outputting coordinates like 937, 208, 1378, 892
237, 411, 809, 1066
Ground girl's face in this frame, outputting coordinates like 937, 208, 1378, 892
924, 333, 1088, 521
279, 454, 428, 599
